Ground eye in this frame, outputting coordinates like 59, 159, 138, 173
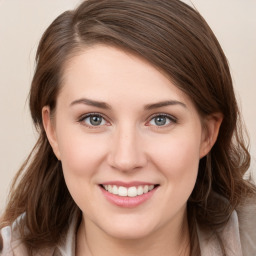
79, 113, 107, 127
148, 114, 176, 127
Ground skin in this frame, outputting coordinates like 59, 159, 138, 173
43, 45, 222, 256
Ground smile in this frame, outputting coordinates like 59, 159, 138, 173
100, 183, 159, 208
101, 184, 156, 197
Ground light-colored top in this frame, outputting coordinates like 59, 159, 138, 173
1, 203, 256, 256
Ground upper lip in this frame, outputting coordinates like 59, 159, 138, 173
100, 181, 158, 187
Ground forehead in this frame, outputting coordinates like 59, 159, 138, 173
60, 45, 194, 109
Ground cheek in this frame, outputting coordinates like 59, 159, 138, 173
56, 131, 109, 210
153, 134, 201, 172
151, 133, 201, 194
57, 129, 108, 177
151, 136, 200, 218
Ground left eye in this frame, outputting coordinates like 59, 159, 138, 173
81, 114, 107, 126
148, 115, 175, 126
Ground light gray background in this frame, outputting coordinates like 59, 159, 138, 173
0, 0, 255, 213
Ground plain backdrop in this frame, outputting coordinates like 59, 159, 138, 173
0, 0, 255, 213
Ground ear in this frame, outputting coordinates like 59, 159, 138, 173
42, 106, 61, 160
200, 112, 223, 158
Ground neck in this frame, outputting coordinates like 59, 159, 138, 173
76, 212, 190, 256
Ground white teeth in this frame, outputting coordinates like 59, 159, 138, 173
137, 186, 144, 195
149, 185, 154, 190
108, 185, 113, 193
143, 185, 149, 193
112, 185, 118, 195
118, 186, 127, 196
103, 184, 156, 197
128, 187, 137, 197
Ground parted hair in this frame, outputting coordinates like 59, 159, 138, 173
1, 0, 255, 255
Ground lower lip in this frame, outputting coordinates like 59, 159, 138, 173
100, 186, 157, 208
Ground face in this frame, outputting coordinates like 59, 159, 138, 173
43, 45, 220, 240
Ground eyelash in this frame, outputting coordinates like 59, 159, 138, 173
146, 113, 177, 127
78, 112, 177, 128
78, 112, 109, 128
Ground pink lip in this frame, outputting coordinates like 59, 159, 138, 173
99, 185, 158, 208
101, 181, 155, 187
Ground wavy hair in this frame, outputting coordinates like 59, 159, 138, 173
1, 0, 255, 255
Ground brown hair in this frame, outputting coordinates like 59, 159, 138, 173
1, 0, 255, 255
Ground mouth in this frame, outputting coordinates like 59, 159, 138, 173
100, 184, 159, 197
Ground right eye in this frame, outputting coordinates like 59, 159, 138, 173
79, 113, 107, 127
146, 113, 177, 128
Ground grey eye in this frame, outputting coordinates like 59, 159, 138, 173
149, 115, 172, 126
84, 115, 106, 126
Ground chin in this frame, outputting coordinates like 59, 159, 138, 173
100, 218, 158, 240
106, 228, 154, 240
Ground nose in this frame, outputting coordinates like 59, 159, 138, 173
107, 125, 147, 172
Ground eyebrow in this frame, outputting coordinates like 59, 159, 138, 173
70, 98, 111, 109
70, 98, 186, 110
144, 100, 187, 110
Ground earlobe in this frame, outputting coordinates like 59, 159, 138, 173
200, 113, 223, 158
42, 106, 61, 160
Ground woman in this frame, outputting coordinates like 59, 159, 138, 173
0, 0, 255, 255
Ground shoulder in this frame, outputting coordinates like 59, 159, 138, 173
197, 196, 256, 256
1, 225, 14, 255
0, 214, 55, 256
197, 210, 243, 256
0, 213, 78, 256
0, 214, 29, 255
236, 196, 256, 256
